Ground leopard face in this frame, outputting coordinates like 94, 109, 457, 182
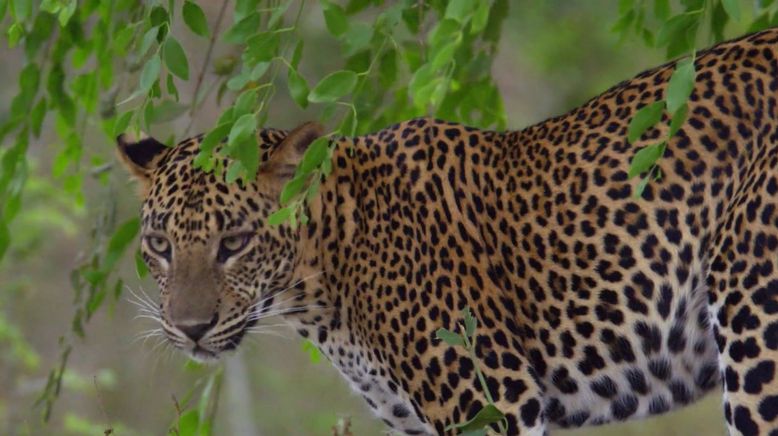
118, 124, 322, 361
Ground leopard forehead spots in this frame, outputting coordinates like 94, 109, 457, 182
119, 28, 778, 435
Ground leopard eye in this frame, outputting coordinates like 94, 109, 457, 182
145, 235, 171, 259
218, 233, 252, 262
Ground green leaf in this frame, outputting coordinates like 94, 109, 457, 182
463, 308, 476, 338
139, 56, 161, 94
234, 88, 258, 118
244, 32, 280, 63
30, 98, 47, 137
654, 0, 670, 21
627, 101, 664, 143
342, 23, 373, 56
379, 49, 397, 88
431, 40, 459, 70
224, 12, 260, 43
656, 12, 700, 55
166, 73, 180, 101
134, 249, 149, 279
471, 1, 490, 33
199, 122, 231, 155
291, 40, 304, 68
615, 11, 640, 39
668, 103, 688, 138
280, 174, 306, 205
309, 70, 358, 103
103, 218, 141, 273
666, 57, 695, 115
227, 70, 251, 91
113, 24, 137, 55
722, 0, 740, 22
409, 64, 441, 107
429, 19, 461, 48
228, 113, 256, 146
306, 177, 321, 201
710, 1, 728, 42
225, 160, 244, 184
149, 5, 169, 27
234, 0, 260, 22
149, 99, 189, 124
287, 67, 309, 109
322, 0, 348, 36
141, 100, 153, 131
163, 37, 189, 80
11, 0, 31, 22
628, 142, 666, 179
0, 218, 8, 262
183, 1, 209, 37
250, 61, 271, 81
267, 1, 291, 28
267, 207, 291, 225
213, 55, 237, 76
447, 405, 506, 433
633, 173, 651, 198
290, 211, 300, 230
86, 287, 107, 318
338, 109, 357, 137
7, 22, 23, 48
217, 107, 235, 126
234, 136, 259, 178
299, 137, 329, 174
301, 339, 321, 364
435, 328, 465, 347
656, 13, 696, 46
19, 62, 39, 102
445, 0, 473, 23
57, 0, 76, 27
113, 111, 134, 137
138, 26, 159, 58
748, 12, 771, 33
177, 409, 200, 436
113, 277, 125, 301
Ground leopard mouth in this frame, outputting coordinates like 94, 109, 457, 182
178, 317, 256, 361
188, 345, 220, 362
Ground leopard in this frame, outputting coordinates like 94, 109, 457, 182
118, 28, 778, 435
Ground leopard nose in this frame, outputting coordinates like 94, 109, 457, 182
177, 322, 213, 342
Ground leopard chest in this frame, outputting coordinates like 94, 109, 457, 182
303, 326, 435, 435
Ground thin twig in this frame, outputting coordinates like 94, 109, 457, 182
92, 376, 114, 435
184, 0, 231, 137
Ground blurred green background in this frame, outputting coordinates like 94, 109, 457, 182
0, 1, 728, 435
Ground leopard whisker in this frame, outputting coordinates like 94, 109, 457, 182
125, 286, 159, 312
133, 314, 163, 323
249, 271, 323, 311
247, 304, 330, 321
249, 291, 308, 316
134, 328, 165, 346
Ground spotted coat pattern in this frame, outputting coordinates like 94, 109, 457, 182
118, 29, 778, 435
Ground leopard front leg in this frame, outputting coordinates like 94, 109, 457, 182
708, 196, 778, 435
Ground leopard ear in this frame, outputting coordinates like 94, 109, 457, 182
116, 132, 169, 189
260, 122, 324, 179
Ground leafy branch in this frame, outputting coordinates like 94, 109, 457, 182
615, 0, 778, 197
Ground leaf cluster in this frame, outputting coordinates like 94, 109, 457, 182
615, 0, 778, 197
436, 308, 508, 435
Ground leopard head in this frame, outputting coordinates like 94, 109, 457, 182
117, 122, 323, 361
